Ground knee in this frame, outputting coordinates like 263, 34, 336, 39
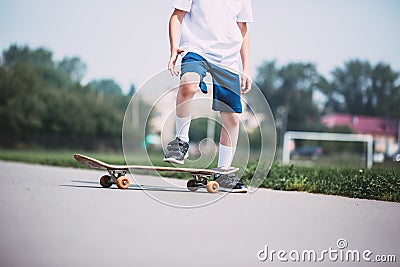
222, 112, 239, 128
179, 83, 198, 97
180, 73, 200, 96
229, 116, 239, 128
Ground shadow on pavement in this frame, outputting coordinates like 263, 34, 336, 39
60, 179, 212, 194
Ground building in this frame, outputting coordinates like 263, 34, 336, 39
321, 114, 399, 155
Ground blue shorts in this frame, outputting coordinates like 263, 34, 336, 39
180, 52, 242, 113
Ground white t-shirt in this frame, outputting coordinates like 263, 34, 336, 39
172, 0, 253, 72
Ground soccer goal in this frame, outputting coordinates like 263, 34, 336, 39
282, 131, 374, 169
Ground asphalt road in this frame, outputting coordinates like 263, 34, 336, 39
0, 160, 399, 267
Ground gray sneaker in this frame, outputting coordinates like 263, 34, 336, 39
163, 137, 189, 165
213, 169, 248, 193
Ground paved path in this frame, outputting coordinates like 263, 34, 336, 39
0, 160, 399, 266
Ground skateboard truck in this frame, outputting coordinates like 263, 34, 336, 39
187, 174, 218, 193
100, 170, 130, 189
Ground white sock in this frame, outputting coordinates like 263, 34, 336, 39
176, 115, 191, 143
218, 144, 236, 168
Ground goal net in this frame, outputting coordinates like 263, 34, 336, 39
282, 131, 374, 169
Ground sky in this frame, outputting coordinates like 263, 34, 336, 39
1, 0, 400, 93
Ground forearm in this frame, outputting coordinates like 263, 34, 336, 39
238, 22, 250, 72
238, 22, 252, 93
241, 34, 250, 72
169, 10, 185, 51
168, 9, 186, 75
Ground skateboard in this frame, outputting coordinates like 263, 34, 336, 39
74, 154, 239, 193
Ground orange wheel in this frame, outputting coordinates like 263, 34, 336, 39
100, 175, 112, 188
206, 181, 219, 193
116, 176, 130, 189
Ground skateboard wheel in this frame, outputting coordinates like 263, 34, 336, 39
206, 181, 219, 193
100, 175, 112, 188
187, 179, 199, 192
116, 176, 130, 189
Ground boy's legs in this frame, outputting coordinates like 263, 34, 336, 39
208, 64, 247, 192
218, 111, 239, 167
175, 72, 199, 142
219, 112, 239, 147
215, 111, 247, 192
176, 72, 200, 119
164, 53, 209, 164
163, 72, 199, 164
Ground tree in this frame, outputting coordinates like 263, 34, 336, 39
322, 60, 400, 118
329, 60, 373, 115
2, 44, 75, 89
89, 79, 123, 95
57, 57, 86, 83
0, 61, 46, 141
3, 44, 53, 69
0, 44, 129, 149
370, 63, 400, 118
128, 84, 136, 95
255, 61, 279, 98
255, 61, 323, 132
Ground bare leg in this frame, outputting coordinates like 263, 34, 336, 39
218, 112, 246, 191
164, 72, 200, 163
176, 72, 200, 118
219, 112, 239, 147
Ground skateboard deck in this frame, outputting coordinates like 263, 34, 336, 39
74, 154, 239, 193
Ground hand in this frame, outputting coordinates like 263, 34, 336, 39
241, 69, 252, 94
168, 47, 184, 76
